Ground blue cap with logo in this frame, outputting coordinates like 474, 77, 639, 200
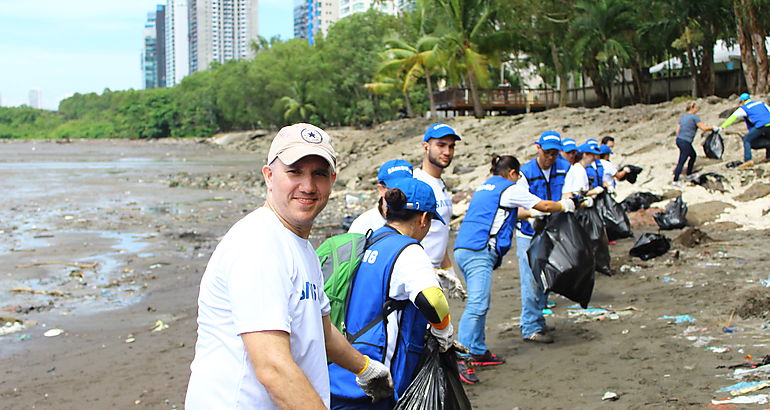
386, 177, 446, 225
599, 145, 614, 155
585, 138, 599, 148
424, 123, 461, 142
739, 93, 751, 102
377, 159, 413, 186
578, 143, 601, 155
561, 138, 577, 152
536, 130, 562, 151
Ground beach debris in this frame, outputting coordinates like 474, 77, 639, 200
125, 335, 136, 343
705, 346, 730, 353
629, 233, 671, 260
711, 394, 769, 405
717, 380, 770, 395
654, 196, 688, 230
673, 228, 713, 247
10, 287, 66, 296
619, 264, 641, 273
566, 306, 637, 322
150, 320, 169, 332
14, 334, 30, 342
43, 328, 64, 337
14, 261, 98, 270
620, 192, 662, 213
659, 314, 695, 323
725, 160, 743, 168
0, 321, 25, 336
688, 172, 730, 193
601, 392, 619, 401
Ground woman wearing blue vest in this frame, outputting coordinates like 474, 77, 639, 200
328, 177, 454, 409
718, 93, 770, 167
453, 155, 575, 382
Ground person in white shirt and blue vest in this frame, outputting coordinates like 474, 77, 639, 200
328, 177, 454, 409
718, 93, 770, 167
454, 155, 575, 383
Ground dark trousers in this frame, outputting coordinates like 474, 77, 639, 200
673, 139, 696, 181
742, 126, 770, 162
331, 395, 395, 410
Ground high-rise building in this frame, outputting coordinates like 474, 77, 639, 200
308, 0, 339, 44
189, 0, 259, 73
339, 0, 413, 19
293, 0, 309, 39
29, 88, 42, 109
166, 0, 190, 85
156, 5, 167, 88
142, 12, 159, 89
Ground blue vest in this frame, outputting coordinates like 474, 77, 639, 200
328, 226, 428, 401
454, 175, 516, 268
586, 160, 604, 189
742, 100, 770, 131
518, 157, 569, 236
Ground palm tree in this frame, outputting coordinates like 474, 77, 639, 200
280, 82, 317, 123
364, 74, 414, 118
378, 35, 441, 118
431, 0, 515, 118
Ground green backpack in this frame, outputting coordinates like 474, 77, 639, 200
317, 230, 397, 336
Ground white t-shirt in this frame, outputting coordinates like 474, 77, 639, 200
562, 163, 589, 194
186, 207, 331, 410
413, 169, 453, 268
348, 207, 385, 235
599, 159, 617, 187
489, 182, 542, 246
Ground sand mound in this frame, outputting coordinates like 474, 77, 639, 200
736, 288, 770, 319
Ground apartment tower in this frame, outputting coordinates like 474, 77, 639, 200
189, 0, 259, 73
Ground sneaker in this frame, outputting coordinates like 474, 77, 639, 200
457, 360, 479, 384
670, 181, 683, 188
738, 160, 756, 168
470, 350, 505, 366
524, 331, 554, 343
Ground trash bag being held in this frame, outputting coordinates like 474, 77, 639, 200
595, 192, 633, 241
527, 212, 595, 308
620, 192, 663, 213
702, 130, 724, 159
575, 205, 612, 276
619, 165, 643, 184
653, 196, 688, 230
629, 233, 671, 260
393, 336, 471, 410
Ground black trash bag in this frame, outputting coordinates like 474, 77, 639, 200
620, 192, 663, 213
619, 165, 643, 184
527, 212, 595, 308
393, 336, 471, 410
575, 205, 611, 276
702, 130, 724, 159
595, 193, 634, 241
726, 160, 743, 168
629, 233, 671, 260
653, 196, 688, 230
688, 172, 730, 193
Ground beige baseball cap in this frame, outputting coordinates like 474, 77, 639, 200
266, 123, 337, 172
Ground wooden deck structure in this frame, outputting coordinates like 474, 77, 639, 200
433, 87, 559, 115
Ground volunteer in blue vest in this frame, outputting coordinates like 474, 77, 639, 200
348, 159, 413, 235
560, 138, 579, 165
414, 123, 465, 299
584, 139, 608, 189
563, 143, 606, 201
718, 93, 770, 167
328, 177, 454, 409
516, 131, 572, 343
597, 145, 629, 190
454, 155, 575, 383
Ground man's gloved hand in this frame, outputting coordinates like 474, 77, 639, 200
558, 198, 576, 213
435, 267, 466, 300
355, 356, 393, 403
713, 126, 721, 133
580, 197, 594, 208
529, 208, 549, 218
430, 322, 454, 352
607, 186, 615, 195
622, 166, 632, 173
586, 186, 605, 197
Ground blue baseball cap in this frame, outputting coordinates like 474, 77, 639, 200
561, 138, 577, 152
599, 145, 614, 155
585, 138, 599, 148
423, 123, 461, 142
536, 130, 562, 151
578, 143, 601, 155
739, 93, 751, 101
386, 177, 445, 225
377, 159, 413, 185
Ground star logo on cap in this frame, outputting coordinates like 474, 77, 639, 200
301, 128, 323, 144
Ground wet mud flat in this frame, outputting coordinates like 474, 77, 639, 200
1, 139, 769, 409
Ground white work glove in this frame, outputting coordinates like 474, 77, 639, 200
607, 186, 615, 195
355, 356, 394, 403
435, 267, 467, 300
580, 197, 594, 208
586, 186, 605, 197
713, 126, 721, 133
430, 322, 454, 352
558, 198, 576, 213
529, 208, 549, 218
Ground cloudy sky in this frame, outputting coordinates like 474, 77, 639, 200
0, 0, 293, 110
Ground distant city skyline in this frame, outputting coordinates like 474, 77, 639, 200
0, 0, 292, 110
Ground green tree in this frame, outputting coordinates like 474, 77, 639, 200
280, 82, 318, 123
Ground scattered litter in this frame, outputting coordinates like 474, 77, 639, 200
689, 336, 715, 347
621, 329, 629, 334
125, 336, 136, 343
725, 160, 743, 169
659, 314, 695, 323
760, 276, 770, 287
711, 394, 769, 405
734, 364, 770, 379
566, 306, 636, 322
653, 196, 687, 230
601, 392, 619, 401
722, 326, 736, 333
542, 309, 553, 315
14, 334, 30, 342
10, 287, 66, 296
629, 233, 671, 260
546, 301, 556, 308
0, 321, 25, 336
620, 265, 641, 273
43, 328, 64, 337
717, 380, 770, 395
150, 320, 169, 332
706, 346, 730, 353
15, 261, 97, 270
660, 276, 676, 283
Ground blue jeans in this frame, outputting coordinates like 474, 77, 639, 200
673, 139, 696, 181
516, 235, 546, 338
331, 396, 393, 410
455, 247, 497, 356
743, 126, 770, 162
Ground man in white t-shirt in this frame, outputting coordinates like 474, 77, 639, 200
413, 123, 465, 299
597, 144, 629, 189
348, 159, 413, 235
563, 143, 606, 202
186, 124, 393, 409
